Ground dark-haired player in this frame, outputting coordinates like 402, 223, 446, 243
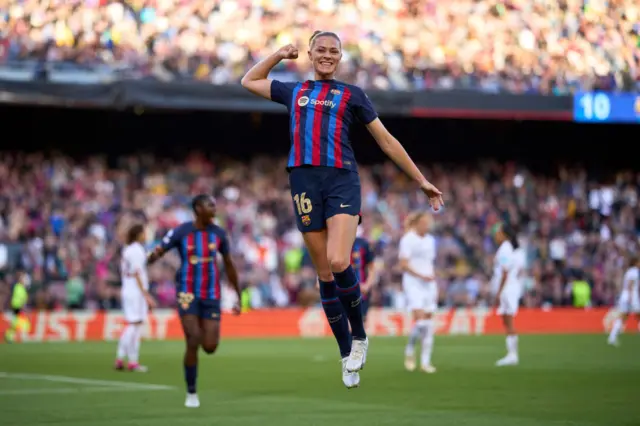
115, 224, 156, 372
491, 222, 525, 366
241, 30, 443, 388
147, 194, 241, 408
352, 228, 376, 325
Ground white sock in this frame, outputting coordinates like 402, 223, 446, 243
117, 325, 135, 360
608, 318, 623, 342
127, 325, 142, 364
406, 322, 425, 356
506, 335, 518, 356
420, 319, 434, 367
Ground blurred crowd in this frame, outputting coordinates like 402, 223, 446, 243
1, 0, 639, 93
0, 151, 638, 312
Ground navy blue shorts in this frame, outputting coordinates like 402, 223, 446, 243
288, 166, 361, 232
177, 292, 221, 320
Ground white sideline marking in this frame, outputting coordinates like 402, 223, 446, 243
0, 372, 174, 390
0, 386, 169, 396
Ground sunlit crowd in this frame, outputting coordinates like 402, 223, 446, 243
0, 151, 637, 312
1, 0, 638, 93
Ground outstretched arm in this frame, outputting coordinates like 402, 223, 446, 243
241, 45, 298, 100
366, 119, 444, 210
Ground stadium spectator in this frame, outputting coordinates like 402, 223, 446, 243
0, 152, 637, 312
0, 0, 638, 93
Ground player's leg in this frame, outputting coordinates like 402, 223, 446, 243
405, 309, 426, 371
116, 295, 137, 369
303, 231, 357, 388
290, 168, 356, 387
200, 300, 221, 355
496, 292, 519, 366
608, 296, 629, 346
126, 296, 148, 372
178, 296, 202, 408
419, 284, 438, 373
608, 313, 626, 345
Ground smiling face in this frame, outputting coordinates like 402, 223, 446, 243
308, 34, 342, 79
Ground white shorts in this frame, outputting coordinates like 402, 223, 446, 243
122, 292, 148, 323
497, 288, 520, 316
617, 294, 640, 314
403, 276, 438, 313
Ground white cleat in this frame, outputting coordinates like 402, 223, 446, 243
420, 365, 437, 374
341, 357, 360, 389
404, 354, 416, 372
185, 393, 200, 408
346, 338, 368, 373
608, 339, 620, 347
495, 354, 519, 367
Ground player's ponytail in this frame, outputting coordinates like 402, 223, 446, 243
502, 223, 520, 250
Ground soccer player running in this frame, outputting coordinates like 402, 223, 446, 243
607, 255, 640, 346
115, 224, 156, 372
399, 212, 438, 373
241, 31, 443, 388
352, 227, 377, 325
491, 222, 525, 367
4, 270, 31, 343
147, 195, 241, 408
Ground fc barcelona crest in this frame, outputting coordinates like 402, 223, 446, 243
331, 89, 341, 95
208, 243, 216, 251
301, 215, 311, 226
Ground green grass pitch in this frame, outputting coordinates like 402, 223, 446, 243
1, 335, 638, 426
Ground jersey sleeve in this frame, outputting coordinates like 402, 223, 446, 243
351, 87, 378, 125
129, 246, 146, 273
160, 226, 181, 252
270, 80, 296, 106
497, 247, 514, 272
398, 235, 412, 260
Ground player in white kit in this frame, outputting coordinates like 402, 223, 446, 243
607, 255, 640, 346
399, 212, 438, 373
115, 224, 156, 372
491, 222, 525, 367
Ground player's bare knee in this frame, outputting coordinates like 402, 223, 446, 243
318, 270, 334, 282
202, 341, 219, 355
328, 255, 350, 273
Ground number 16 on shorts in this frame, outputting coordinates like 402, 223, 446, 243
293, 192, 314, 228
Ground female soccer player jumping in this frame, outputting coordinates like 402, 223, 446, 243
241, 31, 443, 388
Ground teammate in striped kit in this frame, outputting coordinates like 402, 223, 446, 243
148, 194, 241, 408
351, 229, 377, 324
242, 30, 443, 388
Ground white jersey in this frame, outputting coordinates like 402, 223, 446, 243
621, 267, 639, 297
121, 242, 149, 296
398, 231, 436, 279
492, 241, 524, 295
399, 231, 438, 312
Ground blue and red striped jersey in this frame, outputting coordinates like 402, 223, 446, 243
270, 79, 378, 171
159, 222, 229, 300
351, 237, 374, 286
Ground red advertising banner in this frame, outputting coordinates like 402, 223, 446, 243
0, 308, 629, 342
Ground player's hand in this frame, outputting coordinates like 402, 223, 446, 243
145, 294, 157, 310
277, 44, 299, 60
232, 303, 241, 315
420, 181, 444, 212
